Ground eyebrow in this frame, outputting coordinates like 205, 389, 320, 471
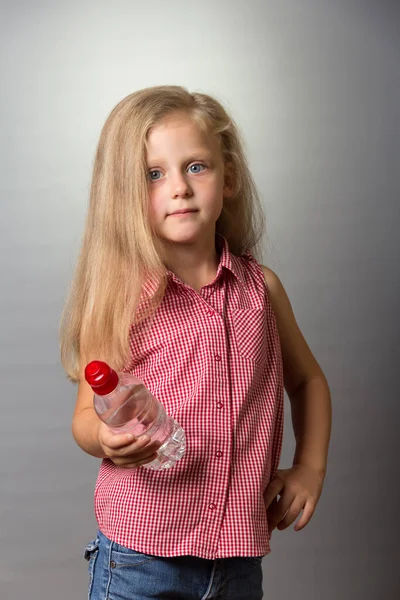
146, 151, 214, 165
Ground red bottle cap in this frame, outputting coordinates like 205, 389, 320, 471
85, 360, 119, 395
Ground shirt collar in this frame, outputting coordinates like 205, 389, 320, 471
215, 233, 247, 287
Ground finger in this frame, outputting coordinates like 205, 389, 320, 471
116, 452, 159, 469
105, 434, 151, 454
112, 441, 161, 464
294, 500, 316, 531
100, 429, 139, 449
263, 477, 285, 509
277, 497, 306, 531
124, 443, 161, 462
267, 492, 295, 530
116, 436, 157, 457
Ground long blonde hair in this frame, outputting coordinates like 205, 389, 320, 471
60, 85, 266, 382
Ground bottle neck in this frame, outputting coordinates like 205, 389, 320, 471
103, 379, 122, 400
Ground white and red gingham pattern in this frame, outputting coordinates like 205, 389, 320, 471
93, 235, 284, 559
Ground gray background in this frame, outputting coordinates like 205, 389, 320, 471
1, 0, 399, 598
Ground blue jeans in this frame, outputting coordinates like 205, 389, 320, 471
84, 530, 264, 599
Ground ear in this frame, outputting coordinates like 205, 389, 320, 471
223, 161, 235, 198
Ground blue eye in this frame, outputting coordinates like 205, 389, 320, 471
148, 170, 162, 181
148, 164, 205, 181
189, 164, 205, 174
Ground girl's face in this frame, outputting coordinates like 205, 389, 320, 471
145, 111, 232, 246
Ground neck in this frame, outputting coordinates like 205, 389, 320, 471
164, 232, 220, 292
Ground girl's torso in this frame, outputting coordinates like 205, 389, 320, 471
94, 235, 284, 559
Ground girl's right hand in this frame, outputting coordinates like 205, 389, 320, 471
98, 421, 161, 468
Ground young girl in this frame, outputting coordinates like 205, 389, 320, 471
60, 85, 331, 600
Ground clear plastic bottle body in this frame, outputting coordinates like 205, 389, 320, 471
93, 373, 185, 470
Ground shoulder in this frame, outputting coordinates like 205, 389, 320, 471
233, 250, 289, 312
259, 265, 281, 292
258, 264, 299, 343
259, 264, 288, 313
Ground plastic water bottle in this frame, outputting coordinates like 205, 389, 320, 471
85, 360, 186, 470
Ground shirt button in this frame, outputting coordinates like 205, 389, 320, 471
215, 354, 221, 361
216, 402, 223, 409
215, 451, 223, 458
206, 309, 215, 316
208, 503, 216, 511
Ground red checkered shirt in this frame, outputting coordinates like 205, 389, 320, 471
93, 235, 284, 558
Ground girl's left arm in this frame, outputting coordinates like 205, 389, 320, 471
261, 266, 332, 532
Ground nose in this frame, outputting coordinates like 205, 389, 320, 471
170, 171, 192, 199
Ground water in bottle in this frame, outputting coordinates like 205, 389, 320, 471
85, 360, 186, 470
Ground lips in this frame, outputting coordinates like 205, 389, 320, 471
169, 209, 198, 215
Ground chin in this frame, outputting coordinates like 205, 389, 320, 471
164, 235, 198, 245
158, 229, 202, 245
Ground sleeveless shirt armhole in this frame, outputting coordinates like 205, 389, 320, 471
242, 249, 273, 303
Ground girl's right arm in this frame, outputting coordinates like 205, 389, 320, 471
72, 358, 161, 468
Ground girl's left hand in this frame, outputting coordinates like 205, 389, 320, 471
263, 464, 325, 532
